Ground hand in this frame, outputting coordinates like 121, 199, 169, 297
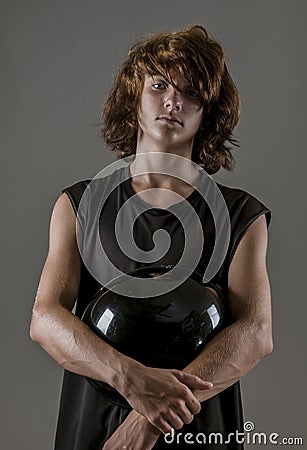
119, 362, 213, 434
102, 410, 160, 450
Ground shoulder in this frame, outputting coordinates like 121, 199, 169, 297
216, 181, 272, 227
60, 166, 127, 216
62, 179, 92, 192
216, 181, 262, 204
213, 181, 272, 267
60, 179, 91, 216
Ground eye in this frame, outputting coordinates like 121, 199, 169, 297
186, 89, 200, 98
152, 80, 167, 90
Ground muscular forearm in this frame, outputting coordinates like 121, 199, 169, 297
183, 318, 273, 402
30, 303, 132, 391
31, 302, 214, 435
109, 318, 273, 445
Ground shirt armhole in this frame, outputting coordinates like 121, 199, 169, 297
62, 189, 78, 216
229, 209, 271, 265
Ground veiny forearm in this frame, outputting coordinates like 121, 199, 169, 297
112, 319, 273, 444
30, 303, 132, 391
183, 318, 273, 402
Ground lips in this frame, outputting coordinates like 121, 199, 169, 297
157, 115, 182, 125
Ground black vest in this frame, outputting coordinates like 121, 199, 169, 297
55, 165, 271, 449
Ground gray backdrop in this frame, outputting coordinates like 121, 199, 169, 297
1, 1, 306, 449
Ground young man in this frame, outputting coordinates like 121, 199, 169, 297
30, 25, 273, 449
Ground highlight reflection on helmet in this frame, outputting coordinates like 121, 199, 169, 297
82, 266, 225, 370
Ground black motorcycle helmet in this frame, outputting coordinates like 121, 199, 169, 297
82, 265, 225, 391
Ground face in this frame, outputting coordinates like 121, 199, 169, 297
137, 74, 203, 150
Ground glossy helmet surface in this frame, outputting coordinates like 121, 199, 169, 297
82, 266, 225, 371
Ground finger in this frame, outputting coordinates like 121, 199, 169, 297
185, 395, 201, 415
177, 402, 194, 424
154, 416, 174, 436
165, 410, 184, 430
173, 383, 202, 414
174, 371, 213, 390
178, 384, 202, 414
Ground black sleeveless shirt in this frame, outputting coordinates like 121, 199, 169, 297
54, 165, 271, 449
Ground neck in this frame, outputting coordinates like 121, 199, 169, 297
132, 132, 199, 187
136, 130, 194, 161
129, 155, 200, 204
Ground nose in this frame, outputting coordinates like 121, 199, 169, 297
164, 87, 182, 112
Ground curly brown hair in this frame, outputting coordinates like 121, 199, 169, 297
101, 25, 240, 174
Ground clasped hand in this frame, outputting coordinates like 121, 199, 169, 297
119, 363, 213, 435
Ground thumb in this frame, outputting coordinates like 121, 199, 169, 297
174, 371, 213, 390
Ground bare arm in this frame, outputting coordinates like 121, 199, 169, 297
30, 193, 212, 434
184, 213, 273, 401
30, 193, 129, 386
